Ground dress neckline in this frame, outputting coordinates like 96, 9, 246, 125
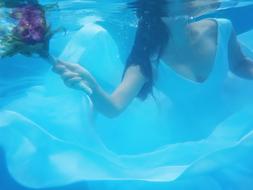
159, 18, 221, 86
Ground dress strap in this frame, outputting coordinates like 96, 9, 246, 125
205, 18, 233, 84
215, 18, 233, 46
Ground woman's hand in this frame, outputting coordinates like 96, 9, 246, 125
53, 60, 147, 117
52, 60, 97, 95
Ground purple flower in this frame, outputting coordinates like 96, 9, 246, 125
12, 5, 47, 44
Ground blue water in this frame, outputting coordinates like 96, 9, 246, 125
2, 1, 253, 190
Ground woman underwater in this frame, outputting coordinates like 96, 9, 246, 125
55, 0, 253, 142
52, 0, 253, 188
2, 0, 253, 189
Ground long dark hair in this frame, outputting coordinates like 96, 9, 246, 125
123, 0, 169, 100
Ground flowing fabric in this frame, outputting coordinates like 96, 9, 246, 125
1, 17, 253, 190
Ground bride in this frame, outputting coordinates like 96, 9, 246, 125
1, 0, 253, 189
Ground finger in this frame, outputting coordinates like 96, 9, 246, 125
63, 77, 83, 88
61, 71, 79, 81
60, 62, 78, 69
64, 79, 92, 95
55, 62, 81, 75
79, 81, 93, 95
54, 63, 66, 69
64, 66, 91, 81
63, 63, 85, 73
56, 60, 77, 69
56, 61, 90, 77
55, 59, 67, 65
64, 77, 82, 86
52, 64, 67, 74
54, 61, 93, 83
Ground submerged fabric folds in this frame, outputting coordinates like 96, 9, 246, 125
1, 18, 253, 190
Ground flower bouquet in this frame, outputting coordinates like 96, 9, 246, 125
0, 1, 55, 58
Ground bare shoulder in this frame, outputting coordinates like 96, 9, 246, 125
190, 19, 218, 39
188, 19, 218, 61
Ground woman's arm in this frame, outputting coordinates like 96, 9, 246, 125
53, 61, 147, 118
228, 28, 253, 79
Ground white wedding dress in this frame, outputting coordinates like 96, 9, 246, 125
1, 18, 253, 190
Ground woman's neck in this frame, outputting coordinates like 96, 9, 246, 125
163, 16, 193, 47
